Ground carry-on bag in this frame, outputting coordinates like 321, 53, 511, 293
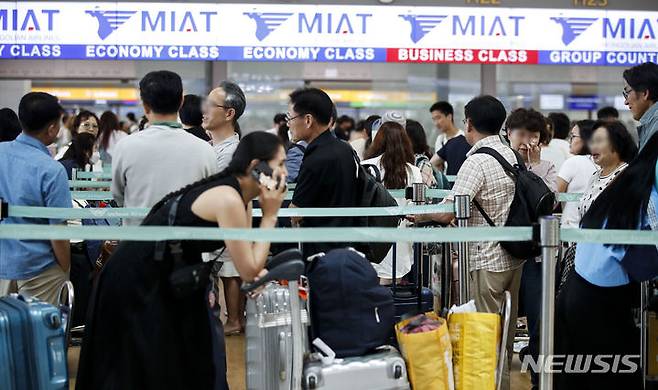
0, 281, 74, 390
395, 312, 454, 390
307, 248, 394, 358
243, 249, 307, 390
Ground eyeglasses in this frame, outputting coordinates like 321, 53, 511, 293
622, 87, 633, 99
568, 134, 581, 142
203, 100, 230, 110
80, 122, 99, 130
286, 113, 303, 123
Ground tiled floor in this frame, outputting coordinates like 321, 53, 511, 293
68, 338, 532, 390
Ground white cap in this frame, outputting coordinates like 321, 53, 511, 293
372, 111, 406, 133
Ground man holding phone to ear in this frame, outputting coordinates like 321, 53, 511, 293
287, 88, 360, 258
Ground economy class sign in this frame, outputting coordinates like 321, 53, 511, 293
0, 2, 656, 65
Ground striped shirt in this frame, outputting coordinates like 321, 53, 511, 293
447, 135, 524, 272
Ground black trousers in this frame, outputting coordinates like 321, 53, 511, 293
555, 272, 642, 390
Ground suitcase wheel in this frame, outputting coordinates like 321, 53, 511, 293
308, 374, 317, 389
394, 364, 403, 379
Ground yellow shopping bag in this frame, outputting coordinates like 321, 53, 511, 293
395, 312, 455, 390
447, 312, 500, 390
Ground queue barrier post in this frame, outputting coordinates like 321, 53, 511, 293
641, 281, 648, 389
539, 216, 560, 390
454, 194, 471, 304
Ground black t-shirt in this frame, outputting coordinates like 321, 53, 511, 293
292, 130, 359, 256
437, 135, 471, 176
185, 126, 211, 142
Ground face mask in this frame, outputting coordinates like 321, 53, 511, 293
90, 151, 100, 164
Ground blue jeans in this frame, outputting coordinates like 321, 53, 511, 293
520, 259, 542, 388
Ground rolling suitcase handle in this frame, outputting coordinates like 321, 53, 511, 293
58, 281, 75, 349
496, 290, 512, 390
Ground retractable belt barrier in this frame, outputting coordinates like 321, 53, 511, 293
5, 203, 455, 220
0, 224, 656, 246
64, 188, 583, 202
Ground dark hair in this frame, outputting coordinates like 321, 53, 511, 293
337, 115, 355, 128
405, 119, 432, 159
623, 62, 658, 103
430, 101, 454, 120
548, 112, 571, 140
219, 81, 246, 137
543, 116, 554, 145
364, 122, 414, 189
146, 132, 284, 220
139, 70, 183, 114
97, 111, 119, 150
126, 112, 137, 122
289, 88, 334, 126
505, 108, 546, 134
273, 113, 286, 124
0, 107, 22, 142
592, 120, 638, 163
277, 123, 291, 149
71, 110, 100, 138
364, 115, 380, 150
18, 92, 63, 134
60, 132, 95, 168
179, 94, 203, 127
573, 119, 596, 155
138, 115, 149, 131
582, 131, 658, 231
597, 106, 619, 120
464, 95, 506, 135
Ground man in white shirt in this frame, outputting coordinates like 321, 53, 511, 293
429, 101, 465, 172
542, 112, 572, 171
202, 80, 247, 335
111, 71, 217, 225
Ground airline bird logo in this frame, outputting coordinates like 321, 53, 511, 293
399, 14, 448, 43
244, 12, 294, 41
86, 10, 137, 40
551, 17, 598, 46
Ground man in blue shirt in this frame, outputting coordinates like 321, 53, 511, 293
0, 92, 71, 305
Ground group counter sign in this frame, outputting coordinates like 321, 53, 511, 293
1, 2, 657, 66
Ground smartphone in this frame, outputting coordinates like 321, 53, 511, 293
251, 161, 283, 190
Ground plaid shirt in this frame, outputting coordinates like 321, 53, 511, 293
447, 135, 524, 272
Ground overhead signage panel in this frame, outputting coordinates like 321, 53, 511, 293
0, 2, 656, 65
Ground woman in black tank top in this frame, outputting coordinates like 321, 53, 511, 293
77, 132, 288, 390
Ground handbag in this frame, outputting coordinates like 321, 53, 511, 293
153, 195, 213, 299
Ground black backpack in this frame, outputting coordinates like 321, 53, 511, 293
353, 155, 399, 264
308, 248, 394, 358
472, 147, 555, 259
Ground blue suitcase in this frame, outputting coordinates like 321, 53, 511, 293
0, 282, 73, 390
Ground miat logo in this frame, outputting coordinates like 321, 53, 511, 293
244, 12, 294, 41
86, 9, 137, 40
551, 17, 598, 46
399, 14, 447, 43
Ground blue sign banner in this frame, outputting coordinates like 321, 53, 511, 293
567, 95, 600, 110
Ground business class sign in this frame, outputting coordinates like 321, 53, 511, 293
1, 2, 657, 65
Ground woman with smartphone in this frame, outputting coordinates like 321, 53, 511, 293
76, 132, 288, 390
505, 108, 557, 390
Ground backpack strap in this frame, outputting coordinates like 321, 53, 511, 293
471, 146, 519, 227
473, 199, 496, 227
474, 147, 526, 178
362, 163, 382, 183
289, 143, 306, 154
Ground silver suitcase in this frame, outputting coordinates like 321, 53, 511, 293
246, 281, 308, 390
303, 345, 410, 390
